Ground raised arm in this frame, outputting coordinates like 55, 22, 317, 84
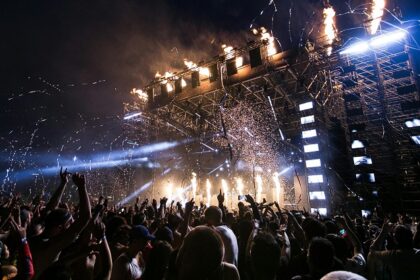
370, 220, 392, 251
336, 216, 363, 256
245, 195, 261, 222
179, 199, 194, 238
217, 190, 226, 222
94, 221, 112, 280
51, 173, 92, 250
45, 167, 69, 213
284, 210, 305, 249
10, 217, 35, 280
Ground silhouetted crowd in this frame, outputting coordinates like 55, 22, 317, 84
0, 169, 419, 280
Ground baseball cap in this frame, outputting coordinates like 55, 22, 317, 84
130, 225, 155, 241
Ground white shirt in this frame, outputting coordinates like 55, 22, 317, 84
216, 225, 239, 267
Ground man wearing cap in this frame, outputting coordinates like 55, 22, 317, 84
111, 225, 155, 280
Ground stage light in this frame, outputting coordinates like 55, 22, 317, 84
361, 210, 371, 218
405, 119, 420, 128
353, 156, 373, 165
304, 144, 319, 153
299, 101, 313, 111
309, 191, 326, 200
411, 136, 420, 145
308, 175, 324, 183
370, 30, 406, 48
301, 115, 315, 125
302, 129, 317, 139
355, 173, 376, 182
340, 29, 407, 55
311, 208, 327, 216
340, 41, 369, 55
124, 112, 142, 120
306, 159, 321, 168
277, 167, 292, 176
351, 140, 365, 149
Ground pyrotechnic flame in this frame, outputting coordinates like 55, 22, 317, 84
199, 67, 210, 77
222, 44, 236, 60
155, 71, 162, 78
273, 172, 281, 204
176, 187, 185, 204
256, 175, 263, 203
181, 78, 187, 88
222, 179, 229, 206
167, 182, 173, 202
236, 177, 244, 196
163, 72, 174, 79
191, 172, 197, 200
206, 179, 212, 207
323, 7, 336, 56
184, 59, 197, 69
235, 56, 244, 68
259, 27, 277, 56
166, 83, 173, 92
369, 0, 385, 35
222, 44, 234, 55
184, 59, 210, 77
131, 88, 148, 102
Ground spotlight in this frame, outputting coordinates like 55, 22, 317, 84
340, 42, 369, 55
340, 29, 407, 55
124, 112, 142, 120
369, 30, 406, 48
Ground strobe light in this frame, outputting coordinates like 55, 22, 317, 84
340, 29, 407, 55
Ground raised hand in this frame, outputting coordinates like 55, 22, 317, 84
10, 216, 26, 240
93, 220, 106, 241
245, 194, 255, 205
217, 189, 225, 204
152, 199, 158, 209
72, 173, 85, 188
160, 197, 168, 206
185, 199, 194, 214
60, 167, 70, 185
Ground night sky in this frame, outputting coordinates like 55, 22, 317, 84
1, 0, 419, 186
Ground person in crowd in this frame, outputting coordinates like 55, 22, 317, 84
292, 237, 342, 280
321, 271, 367, 280
249, 232, 281, 280
111, 225, 154, 280
174, 226, 239, 280
3, 167, 420, 280
368, 221, 420, 280
205, 191, 239, 267
141, 240, 172, 280
29, 170, 91, 278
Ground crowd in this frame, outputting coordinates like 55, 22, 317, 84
0, 168, 419, 280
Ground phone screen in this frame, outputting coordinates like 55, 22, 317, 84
238, 195, 246, 201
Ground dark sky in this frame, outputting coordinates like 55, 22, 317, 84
0, 0, 419, 183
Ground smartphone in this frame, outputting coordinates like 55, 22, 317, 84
339, 229, 346, 235
238, 195, 246, 201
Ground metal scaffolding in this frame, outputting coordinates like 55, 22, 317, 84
125, 28, 420, 213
